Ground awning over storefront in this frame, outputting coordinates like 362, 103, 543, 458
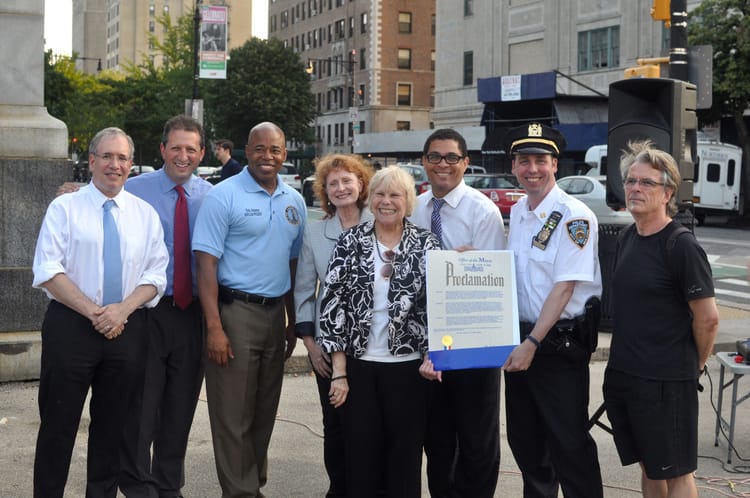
479, 72, 608, 153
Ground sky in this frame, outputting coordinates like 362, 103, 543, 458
44, 0, 268, 55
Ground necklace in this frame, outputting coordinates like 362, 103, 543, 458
373, 229, 397, 279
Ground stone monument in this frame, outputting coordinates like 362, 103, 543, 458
0, 0, 70, 380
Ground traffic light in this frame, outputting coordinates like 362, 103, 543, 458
623, 64, 661, 79
651, 0, 671, 22
606, 78, 697, 210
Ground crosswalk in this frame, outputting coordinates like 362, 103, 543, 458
714, 277, 750, 304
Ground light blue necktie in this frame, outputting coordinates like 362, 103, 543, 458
102, 200, 122, 305
431, 198, 446, 246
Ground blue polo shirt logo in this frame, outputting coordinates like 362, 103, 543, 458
285, 205, 301, 225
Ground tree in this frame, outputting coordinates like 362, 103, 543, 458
689, 0, 750, 213
203, 38, 316, 148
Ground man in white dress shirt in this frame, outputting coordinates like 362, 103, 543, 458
31, 127, 169, 498
413, 128, 506, 498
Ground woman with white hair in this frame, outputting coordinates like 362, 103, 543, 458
318, 165, 440, 498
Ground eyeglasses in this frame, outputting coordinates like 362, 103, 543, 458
623, 177, 665, 189
375, 240, 395, 279
424, 152, 465, 165
94, 153, 131, 166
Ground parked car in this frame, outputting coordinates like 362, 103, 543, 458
464, 173, 525, 219
280, 162, 302, 192
466, 164, 487, 174
397, 163, 431, 194
129, 165, 155, 177
196, 166, 221, 179
556, 175, 634, 226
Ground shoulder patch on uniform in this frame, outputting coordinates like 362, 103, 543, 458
566, 219, 590, 248
285, 205, 301, 225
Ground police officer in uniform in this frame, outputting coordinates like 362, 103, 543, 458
503, 123, 603, 498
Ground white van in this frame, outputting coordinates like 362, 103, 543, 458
584, 142, 744, 223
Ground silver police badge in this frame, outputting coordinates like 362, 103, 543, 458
566, 219, 590, 248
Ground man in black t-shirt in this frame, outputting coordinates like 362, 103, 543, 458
604, 141, 719, 498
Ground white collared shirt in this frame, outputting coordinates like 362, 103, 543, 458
507, 185, 602, 322
410, 181, 506, 250
33, 184, 169, 307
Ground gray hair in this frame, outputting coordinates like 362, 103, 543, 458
89, 127, 135, 159
618, 140, 681, 217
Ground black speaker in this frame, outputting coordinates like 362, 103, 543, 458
606, 78, 697, 209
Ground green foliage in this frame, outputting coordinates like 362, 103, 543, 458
688, 0, 750, 124
689, 0, 750, 214
203, 38, 316, 148
44, 13, 315, 167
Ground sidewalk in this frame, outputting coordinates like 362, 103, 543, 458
1, 301, 749, 497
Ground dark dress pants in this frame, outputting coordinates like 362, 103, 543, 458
314, 366, 347, 498
424, 367, 501, 498
33, 301, 148, 498
343, 358, 427, 498
504, 354, 603, 498
119, 298, 204, 498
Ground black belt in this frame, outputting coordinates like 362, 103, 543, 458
218, 286, 282, 306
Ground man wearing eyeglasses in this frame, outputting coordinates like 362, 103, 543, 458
413, 128, 506, 498
32, 127, 169, 497
502, 123, 603, 498
603, 141, 718, 498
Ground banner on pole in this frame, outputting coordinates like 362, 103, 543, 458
200, 5, 228, 79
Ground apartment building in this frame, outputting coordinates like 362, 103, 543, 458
72, 0, 254, 73
268, 0, 435, 157
430, 0, 703, 169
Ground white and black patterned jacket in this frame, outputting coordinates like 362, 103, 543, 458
318, 219, 440, 358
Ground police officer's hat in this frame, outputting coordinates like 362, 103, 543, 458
504, 123, 566, 157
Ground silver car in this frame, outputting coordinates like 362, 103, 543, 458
556, 175, 633, 226
279, 162, 302, 192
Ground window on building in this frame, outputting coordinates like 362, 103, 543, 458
398, 48, 412, 69
464, 0, 473, 16
578, 26, 620, 71
398, 12, 412, 34
336, 19, 345, 39
431, 51, 435, 71
281, 11, 288, 29
432, 14, 436, 35
397, 121, 411, 131
149, 20, 155, 33
359, 121, 365, 134
358, 83, 366, 105
463, 51, 473, 85
397, 83, 412, 106
149, 4, 155, 15
349, 16, 354, 37
336, 0, 344, 6
163, 5, 168, 13
430, 86, 435, 107
327, 124, 331, 145
361, 12, 368, 33
359, 48, 366, 69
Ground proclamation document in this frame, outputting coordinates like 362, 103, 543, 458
426, 250, 519, 370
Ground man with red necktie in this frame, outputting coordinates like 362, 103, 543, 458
119, 115, 213, 498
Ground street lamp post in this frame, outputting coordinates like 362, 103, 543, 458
75, 56, 102, 72
306, 51, 358, 153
